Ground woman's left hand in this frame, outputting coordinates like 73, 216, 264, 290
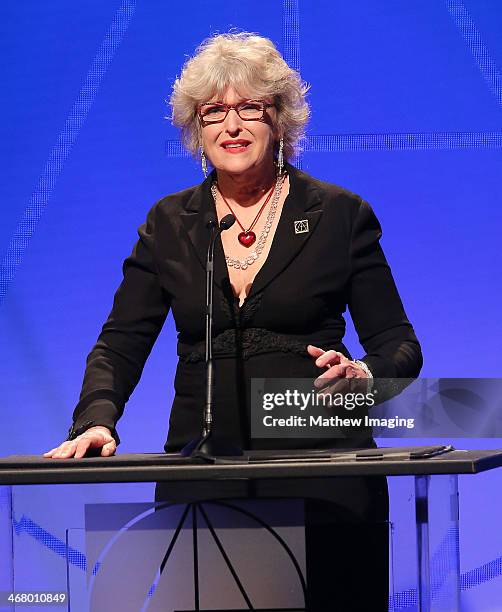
307, 345, 369, 388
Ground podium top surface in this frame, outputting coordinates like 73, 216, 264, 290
1, 447, 502, 485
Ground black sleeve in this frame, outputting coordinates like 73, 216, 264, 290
67, 203, 171, 444
347, 198, 423, 378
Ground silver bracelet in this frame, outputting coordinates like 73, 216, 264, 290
354, 359, 373, 379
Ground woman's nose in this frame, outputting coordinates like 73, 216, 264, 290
224, 108, 242, 133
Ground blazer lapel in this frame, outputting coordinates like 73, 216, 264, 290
179, 172, 230, 291
247, 163, 324, 299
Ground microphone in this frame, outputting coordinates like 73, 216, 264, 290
220, 214, 235, 231
181, 212, 242, 460
204, 212, 218, 230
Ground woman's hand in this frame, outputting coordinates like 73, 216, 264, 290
307, 344, 371, 398
307, 345, 369, 382
43, 426, 116, 459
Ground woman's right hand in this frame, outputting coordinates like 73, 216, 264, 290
43, 426, 116, 459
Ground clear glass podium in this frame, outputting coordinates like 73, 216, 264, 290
1, 447, 501, 611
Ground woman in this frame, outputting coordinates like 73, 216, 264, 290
45, 32, 422, 609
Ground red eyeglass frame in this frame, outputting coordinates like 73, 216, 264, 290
198, 99, 275, 126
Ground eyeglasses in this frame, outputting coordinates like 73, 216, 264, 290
198, 100, 274, 126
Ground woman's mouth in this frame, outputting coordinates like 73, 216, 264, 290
220, 140, 251, 153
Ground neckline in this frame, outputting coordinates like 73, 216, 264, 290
219, 173, 291, 309
193, 161, 318, 307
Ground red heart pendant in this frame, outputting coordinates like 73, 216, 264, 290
238, 231, 256, 247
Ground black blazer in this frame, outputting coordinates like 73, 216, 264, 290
68, 163, 422, 447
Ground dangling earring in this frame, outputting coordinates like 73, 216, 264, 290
277, 138, 284, 175
200, 147, 208, 178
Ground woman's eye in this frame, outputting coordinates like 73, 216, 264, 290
205, 105, 224, 114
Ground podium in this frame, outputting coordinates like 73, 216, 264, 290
1, 447, 502, 611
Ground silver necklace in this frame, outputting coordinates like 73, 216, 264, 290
211, 173, 286, 270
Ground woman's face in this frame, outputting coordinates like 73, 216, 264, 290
200, 86, 277, 178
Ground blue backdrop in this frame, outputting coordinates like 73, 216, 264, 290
1, 1, 501, 609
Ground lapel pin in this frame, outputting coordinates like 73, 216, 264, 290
294, 219, 309, 234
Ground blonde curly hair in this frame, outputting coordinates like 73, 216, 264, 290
170, 32, 310, 161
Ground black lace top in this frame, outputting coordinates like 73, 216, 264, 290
178, 292, 311, 363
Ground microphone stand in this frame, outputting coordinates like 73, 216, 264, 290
181, 214, 243, 461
